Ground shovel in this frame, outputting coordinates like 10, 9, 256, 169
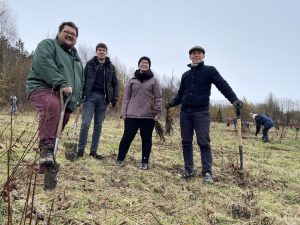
236, 108, 244, 171
64, 105, 81, 161
44, 89, 71, 190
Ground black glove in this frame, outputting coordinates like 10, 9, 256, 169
111, 100, 117, 107
255, 132, 258, 136
233, 99, 243, 109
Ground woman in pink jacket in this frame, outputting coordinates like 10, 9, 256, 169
116, 56, 162, 170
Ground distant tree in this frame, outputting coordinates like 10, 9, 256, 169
110, 56, 130, 113
216, 107, 223, 123
240, 97, 253, 120
0, 0, 17, 43
264, 93, 281, 120
0, 37, 31, 106
160, 71, 180, 117
77, 43, 94, 66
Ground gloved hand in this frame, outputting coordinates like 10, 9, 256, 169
111, 99, 117, 107
255, 132, 258, 136
233, 99, 243, 109
165, 102, 173, 109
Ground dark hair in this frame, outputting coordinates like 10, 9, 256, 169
96, 43, 108, 52
58, 22, 79, 37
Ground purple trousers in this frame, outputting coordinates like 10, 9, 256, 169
29, 88, 71, 149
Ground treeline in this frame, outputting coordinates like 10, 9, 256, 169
209, 95, 300, 126
0, 37, 32, 106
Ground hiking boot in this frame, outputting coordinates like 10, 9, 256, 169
90, 153, 104, 160
203, 173, 214, 184
116, 160, 125, 167
140, 163, 149, 170
180, 169, 195, 179
77, 152, 84, 158
263, 136, 270, 142
39, 147, 54, 166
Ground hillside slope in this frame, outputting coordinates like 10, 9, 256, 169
0, 113, 299, 224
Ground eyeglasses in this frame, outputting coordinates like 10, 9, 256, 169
63, 30, 77, 37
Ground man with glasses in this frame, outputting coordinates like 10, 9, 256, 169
26, 22, 84, 168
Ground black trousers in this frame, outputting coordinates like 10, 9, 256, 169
117, 118, 155, 163
180, 110, 212, 176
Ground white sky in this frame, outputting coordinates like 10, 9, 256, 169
7, 0, 300, 103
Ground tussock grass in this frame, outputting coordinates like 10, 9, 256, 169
0, 113, 299, 224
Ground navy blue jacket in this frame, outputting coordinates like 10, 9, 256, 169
170, 62, 238, 112
255, 114, 274, 134
82, 56, 119, 105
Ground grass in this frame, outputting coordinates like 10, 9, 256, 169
0, 112, 300, 224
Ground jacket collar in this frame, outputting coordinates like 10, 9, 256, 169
91, 56, 112, 65
55, 38, 80, 60
187, 61, 204, 69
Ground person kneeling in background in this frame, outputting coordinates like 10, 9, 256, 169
250, 113, 274, 142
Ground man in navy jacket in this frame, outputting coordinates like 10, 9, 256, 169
166, 46, 243, 184
251, 113, 274, 142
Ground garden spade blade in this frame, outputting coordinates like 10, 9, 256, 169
64, 106, 81, 161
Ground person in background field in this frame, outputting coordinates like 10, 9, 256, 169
250, 113, 274, 142
166, 46, 243, 184
232, 117, 237, 129
116, 56, 162, 170
77, 43, 119, 160
26, 21, 84, 167
10, 95, 20, 115
226, 117, 232, 126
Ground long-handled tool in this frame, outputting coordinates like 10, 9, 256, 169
64, 106, 81, 161
236, 108, 244, 171
44, 89, 71, 190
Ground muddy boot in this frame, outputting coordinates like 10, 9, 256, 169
39, 146, 54, 166
44, 163, 59, 190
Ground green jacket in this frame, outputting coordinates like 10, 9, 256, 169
26, 38, 84, 112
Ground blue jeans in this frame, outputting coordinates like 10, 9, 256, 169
180, 110, 212, 176
262, 125, 273, 141
78, 92, 107, 155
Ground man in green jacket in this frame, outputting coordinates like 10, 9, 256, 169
26, 21, 84, 167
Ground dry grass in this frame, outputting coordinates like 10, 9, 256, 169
0, 112, 299, 225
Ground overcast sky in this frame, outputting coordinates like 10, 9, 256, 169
7, 0, 300, 103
